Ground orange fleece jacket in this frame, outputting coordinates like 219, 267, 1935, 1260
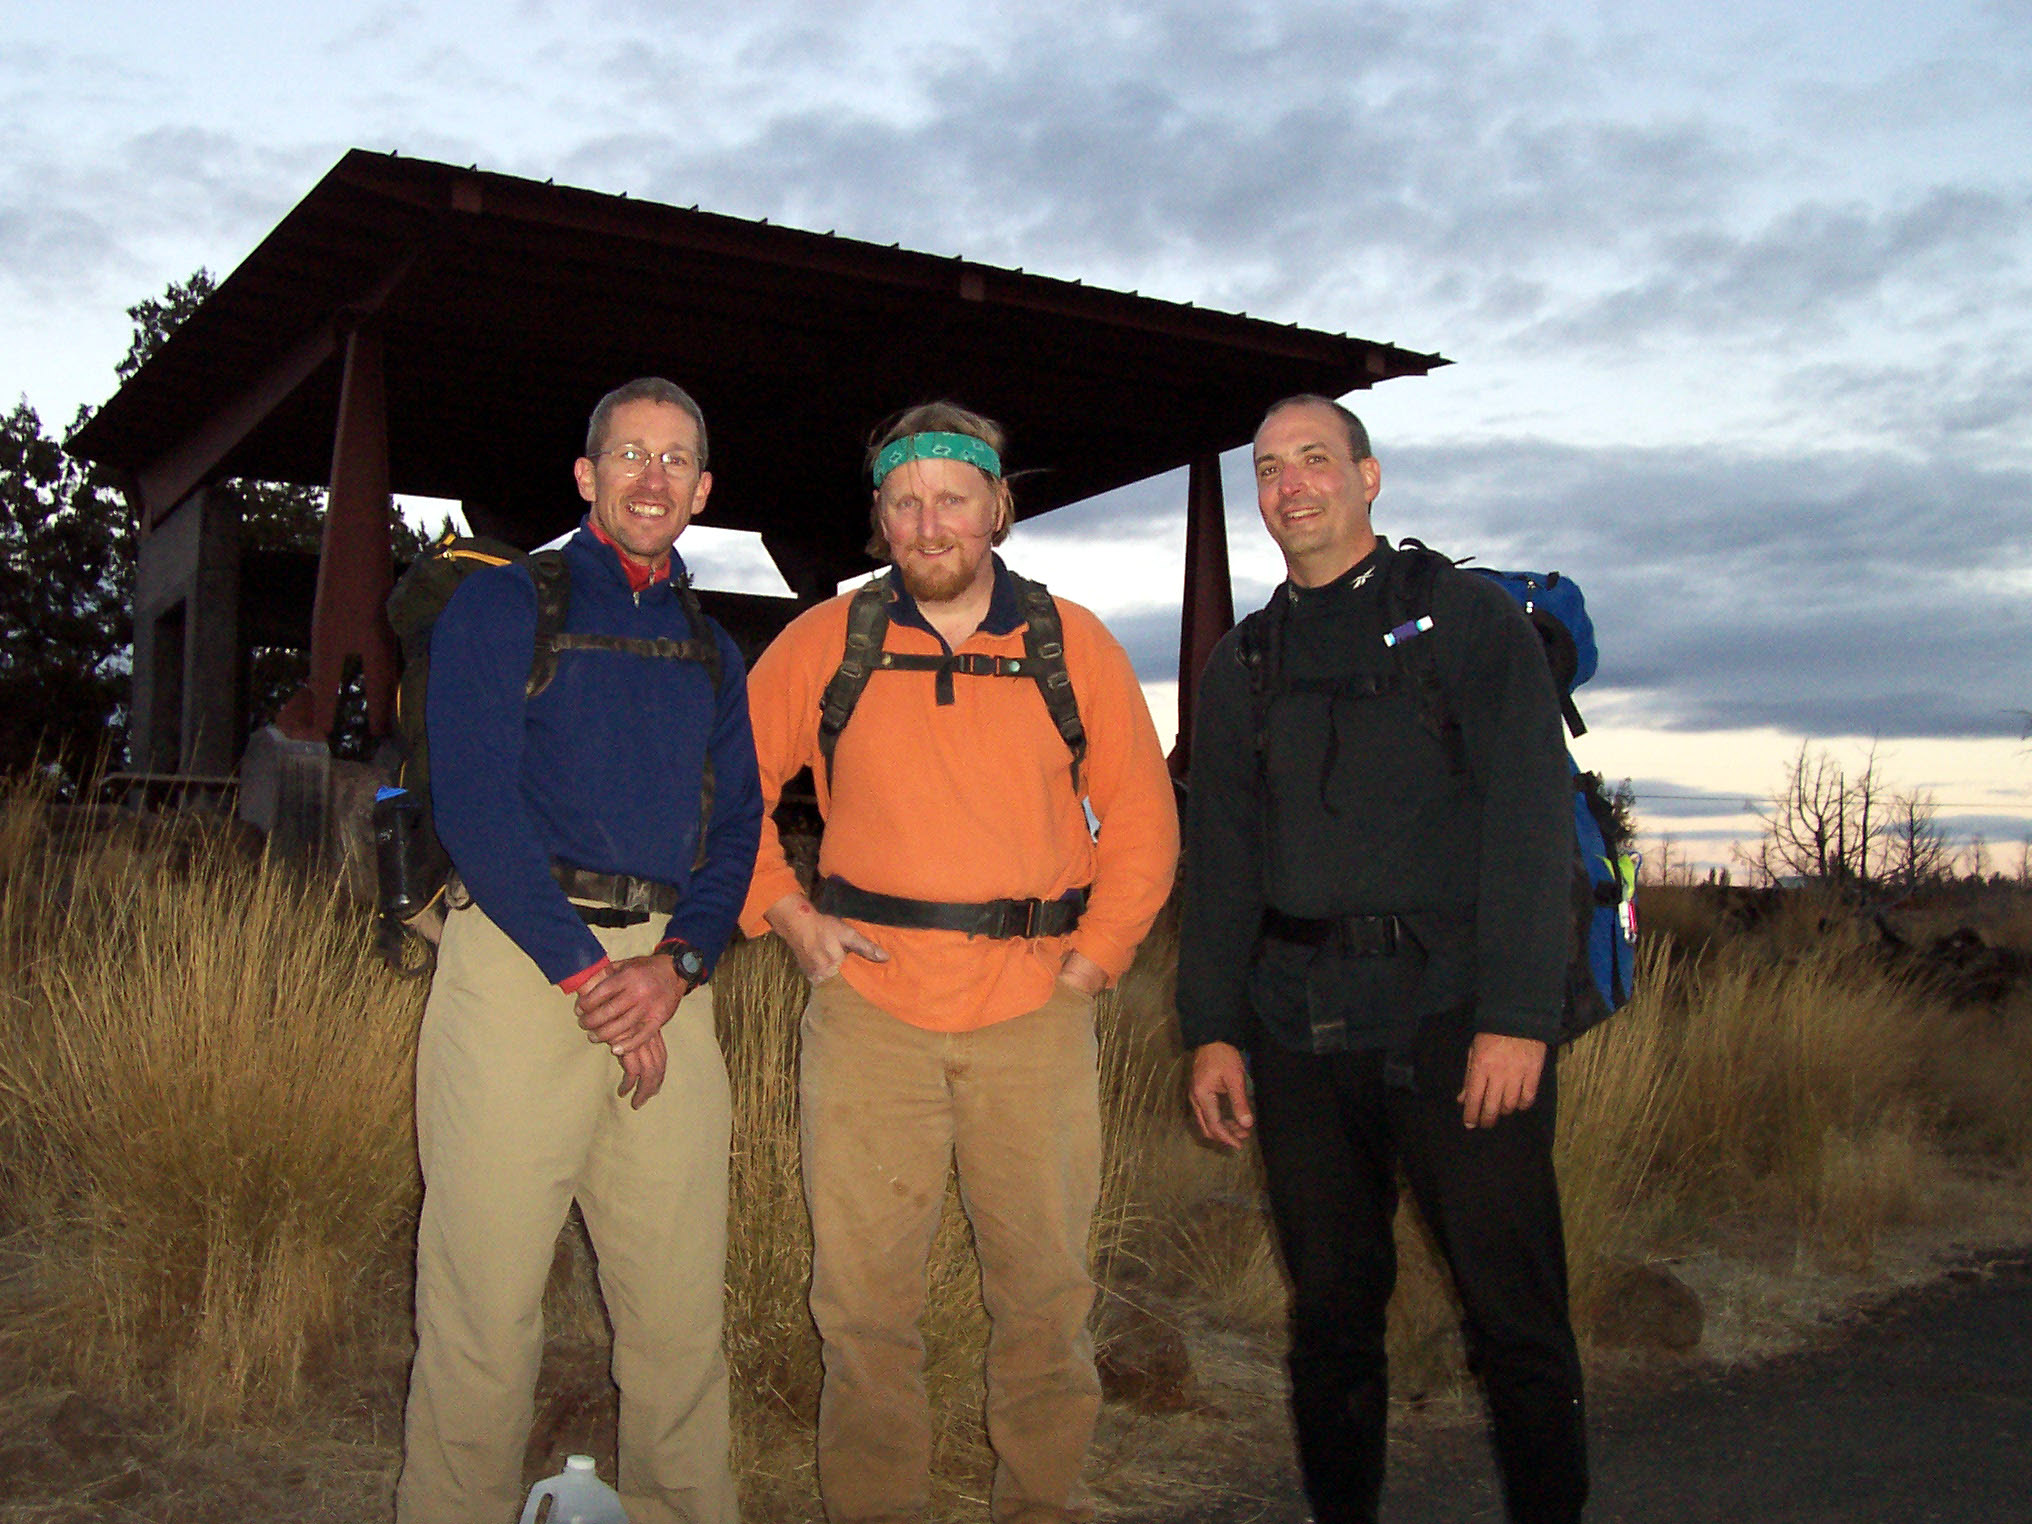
741, 577, 1179, 1032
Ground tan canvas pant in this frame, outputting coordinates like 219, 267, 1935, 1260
395, 902, 737, 1524
800, 977, 1103, 1524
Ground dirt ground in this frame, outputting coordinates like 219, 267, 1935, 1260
4, 1192, 2028, 1523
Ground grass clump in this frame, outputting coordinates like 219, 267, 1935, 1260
0, 781, 424, 1433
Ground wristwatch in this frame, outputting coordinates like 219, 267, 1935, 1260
664, 940, 706, 992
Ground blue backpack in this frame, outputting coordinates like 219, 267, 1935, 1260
1391, 543, 1638, 1037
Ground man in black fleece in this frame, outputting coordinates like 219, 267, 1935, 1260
1177, 395, 1588, 1524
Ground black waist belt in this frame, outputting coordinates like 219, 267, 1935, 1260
553, 861, 681, 927
1260, 906, 1405, 957
817, 875, 1089, 939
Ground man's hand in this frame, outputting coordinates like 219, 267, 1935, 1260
1458, 1032, 1547, 1129
574, 953, 685, 1059
1188, 1041, 1255, 1150
764, 892, 888, 982
615, 1028, 667, 1110
1057, 949, 1107, 995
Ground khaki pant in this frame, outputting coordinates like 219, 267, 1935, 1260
800, 977, 1103, 1524
396, 903, 737, 1524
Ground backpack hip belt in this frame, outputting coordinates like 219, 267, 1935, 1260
816, 875, 1089, 939
1259, 907, 1406, 957
552, 861, 682, 925
446, 862, 680, 929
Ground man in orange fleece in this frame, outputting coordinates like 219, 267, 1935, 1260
742, 401, 1178, 1524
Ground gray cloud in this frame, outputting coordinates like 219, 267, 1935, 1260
325, 5, 424, 52
1534, 188, 2031, 352
2, 0, 2027, 812
1077, 603, 1179, 685
1021, 431, 2030, 742
1949, 815, 2032, 853
1788, 343, 2032, 458
526, 0, 2031, 432
0, 123, 326, 302
1383, 438, 2031, 740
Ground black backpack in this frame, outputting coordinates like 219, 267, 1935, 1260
813, 568, 1086, 799
1235, 541, 1637, 1041
371, 531, 723, 971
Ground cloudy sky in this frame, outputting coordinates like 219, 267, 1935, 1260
5, 0, 2028, 871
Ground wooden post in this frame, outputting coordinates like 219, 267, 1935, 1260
1171, 452, 1234, 782
295, 319, 398, 741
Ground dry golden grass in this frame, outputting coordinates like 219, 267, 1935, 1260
0, 786, 424, 1434
1642, 938, 1940, 1241
1554, 941, 1683, 1299
2, 774, 2030, 1521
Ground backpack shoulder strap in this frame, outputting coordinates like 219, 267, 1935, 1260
1383, 542, 1466, 774
1009, 572, 1087, 794
524, 549, 571, 698
1232, 595, 1285, 773
675, 572, 722, 873
817, 574, 894, 789
673, 572, 724, 695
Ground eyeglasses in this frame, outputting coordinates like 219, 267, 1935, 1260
594, 445, 702, 476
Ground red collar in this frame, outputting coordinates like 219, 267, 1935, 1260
587, 519, 671, 594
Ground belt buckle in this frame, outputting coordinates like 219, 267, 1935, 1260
1016, 899, 1041, 938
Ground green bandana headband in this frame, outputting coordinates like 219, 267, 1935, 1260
872, 431, 1003, 487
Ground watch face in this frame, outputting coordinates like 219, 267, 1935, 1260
676, 948, 705, 981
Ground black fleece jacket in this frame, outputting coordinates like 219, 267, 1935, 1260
1177, 539, 1574, 1053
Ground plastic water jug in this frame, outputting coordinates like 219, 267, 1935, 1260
518, 1454, 629, 1524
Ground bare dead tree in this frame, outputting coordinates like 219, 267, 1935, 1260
1759, 742, 1851, 884
1643, 833, 1686, 885
1754, 741, 1893, 889
1882, 787, 1951, 890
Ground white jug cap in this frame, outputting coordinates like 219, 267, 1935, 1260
565, 1455, 596, 1474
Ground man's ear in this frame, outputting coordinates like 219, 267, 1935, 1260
574, 456, 597, 504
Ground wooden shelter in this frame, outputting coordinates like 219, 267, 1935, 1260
67, 149, 1443, 783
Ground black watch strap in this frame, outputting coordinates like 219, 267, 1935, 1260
663, 940, 707, 990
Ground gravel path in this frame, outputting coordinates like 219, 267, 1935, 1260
1179, 1250, 2032, 1524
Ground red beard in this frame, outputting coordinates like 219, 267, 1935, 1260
895, 542, 986, 604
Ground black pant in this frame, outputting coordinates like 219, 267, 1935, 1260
1250, 1014, 1588, 1524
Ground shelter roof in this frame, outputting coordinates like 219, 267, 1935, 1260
70, 150, 1444, 587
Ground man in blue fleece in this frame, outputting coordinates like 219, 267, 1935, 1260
395, 377, 761, 1524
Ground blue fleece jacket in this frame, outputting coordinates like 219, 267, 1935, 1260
425, 520, 763, 984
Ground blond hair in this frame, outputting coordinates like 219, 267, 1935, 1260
865, 401, 1014, 559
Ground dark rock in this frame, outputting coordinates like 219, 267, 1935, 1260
1590, 1259, 1704, 1353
